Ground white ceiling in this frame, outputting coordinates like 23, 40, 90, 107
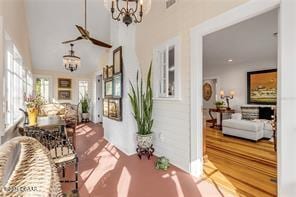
204, 9, 278, 68
25, 0, 111, 75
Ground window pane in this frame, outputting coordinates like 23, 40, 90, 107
35, 78, 50, 102
168, 46, 175, 96
79, 80, 88, 100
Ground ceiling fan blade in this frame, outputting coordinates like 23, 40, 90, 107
75, 25, 88, 37
62, 36, 83, 44
89, 37, 112, 48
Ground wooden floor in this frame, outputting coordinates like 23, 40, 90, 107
202, 127, 277, 197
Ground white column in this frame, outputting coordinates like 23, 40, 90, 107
278, 0, 296, 196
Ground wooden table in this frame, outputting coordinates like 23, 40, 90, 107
209, 108, 235, 130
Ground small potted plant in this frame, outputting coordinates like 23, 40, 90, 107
214, 100, 225, 109
129, 64, 154, 152
25, 95, 46, 126
80, 94, 90, 121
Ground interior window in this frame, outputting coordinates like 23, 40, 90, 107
79, 80, 89, 100
35, 77, 50, 102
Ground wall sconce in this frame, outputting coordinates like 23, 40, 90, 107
220, 90, 234, 109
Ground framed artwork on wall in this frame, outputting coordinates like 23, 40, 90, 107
107, 65, 114, 78
103, 99, 109, 117
58, 78, 72, 89
104, 79, 113, 98
58, 90, 71, 100
108, 98, 122, 121
113, 46, 123, 74
247, 69, 277, 105
113, 74, 122, 98
103, 66, 108, 80
203, 82, 212, 101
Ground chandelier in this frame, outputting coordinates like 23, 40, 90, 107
104, 0, 151, 26
63, 44, 80, 72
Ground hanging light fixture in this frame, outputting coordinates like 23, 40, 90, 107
63, 44, 80, 72
104, 0, 151, 26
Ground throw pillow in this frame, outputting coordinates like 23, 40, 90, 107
241, 106, 259, 120
259, 107, 274, 120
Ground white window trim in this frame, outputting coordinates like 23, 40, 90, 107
78, 80, 89, 101
153, 36, 181, 101
33, 74, 53, 102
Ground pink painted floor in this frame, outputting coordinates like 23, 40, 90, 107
62, 123, 232, 197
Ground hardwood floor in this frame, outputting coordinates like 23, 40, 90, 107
202, 127, 277, 197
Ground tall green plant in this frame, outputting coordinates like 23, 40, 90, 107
129, 64, 153, 135
80, 93, 90, 113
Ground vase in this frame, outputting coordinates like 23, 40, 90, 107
27, 107, 38, 126
136, 133, 153, 149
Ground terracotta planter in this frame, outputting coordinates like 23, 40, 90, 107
27, 107, 38, 126
136, 133, 153, 149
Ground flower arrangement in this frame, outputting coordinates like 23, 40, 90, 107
25, 95, 46, 110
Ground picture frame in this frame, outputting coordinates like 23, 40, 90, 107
107, 65, 114, 78
58, 90, 71, 100
104, 79, 113, 98
58, 78, 72, 89
108, 98, 122, 121
103, 99, 109, 117
247, 69, 277, 105
113, 73, 122, 98
113, 46, 123, 74
103, 66, 108, 80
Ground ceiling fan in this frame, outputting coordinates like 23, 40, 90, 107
62, 0, 112, 48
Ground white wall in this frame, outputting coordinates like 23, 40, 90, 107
103, 21, 139, 156
204, 61, 277, 111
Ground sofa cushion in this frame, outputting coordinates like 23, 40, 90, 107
241, 106, 259, 120
223, 119, 263, 132
39, 104, 65, 116
2, 143, 21, 185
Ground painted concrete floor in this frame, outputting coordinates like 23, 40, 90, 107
62, 122, 232, 197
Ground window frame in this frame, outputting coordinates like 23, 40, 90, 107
33, 74, 53, 103
153, 36, 181, 101
78, 80, 89, 101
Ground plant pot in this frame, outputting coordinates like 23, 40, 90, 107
136, 133, 153, 149
27, 107, 38, 126
82, 113, 89, 119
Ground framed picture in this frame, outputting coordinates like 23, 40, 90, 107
113, 74, 122, 98
58, 90, 71, 100
203, 82, 212, 101
247, 69, 277, 105
104, 79, 113, 98
107, 65, 114, 78
58, 78, 72, 89
113, 46, 123, 74
103, 66, 108, 80
108, 99, 122, 121
103, 99, 109, 117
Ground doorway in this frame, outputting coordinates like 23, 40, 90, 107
189, 0, 286, 196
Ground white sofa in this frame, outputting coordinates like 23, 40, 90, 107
222, 113, 273, 141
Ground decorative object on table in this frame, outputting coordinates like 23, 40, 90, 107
63, 44, 80, 72
62, 0, 112, 48
113, 46, 123, 74
113, 73, 122, 98
214, 100, 225, 109
103, 99, 109, 117
129, 63, 154, 159
80, 93, 90, 122
103, 66, 108, 80
104, 79, 113, 98
25, 95, 46, 126
203, 82, 212, 101
220, 90, 234, 109
58, 78, 72, 89
104, 0, 151, 26
58, 90, 71, 100
247, 69, 277, 105
108, 99, 122, 121
107, 65, 114, 78
155, 156, 170, 171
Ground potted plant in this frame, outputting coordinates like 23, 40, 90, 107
25, 95, 46, 126
129, 64, 153, 150
80, 94, 90, 121
214, 100, 225, 109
